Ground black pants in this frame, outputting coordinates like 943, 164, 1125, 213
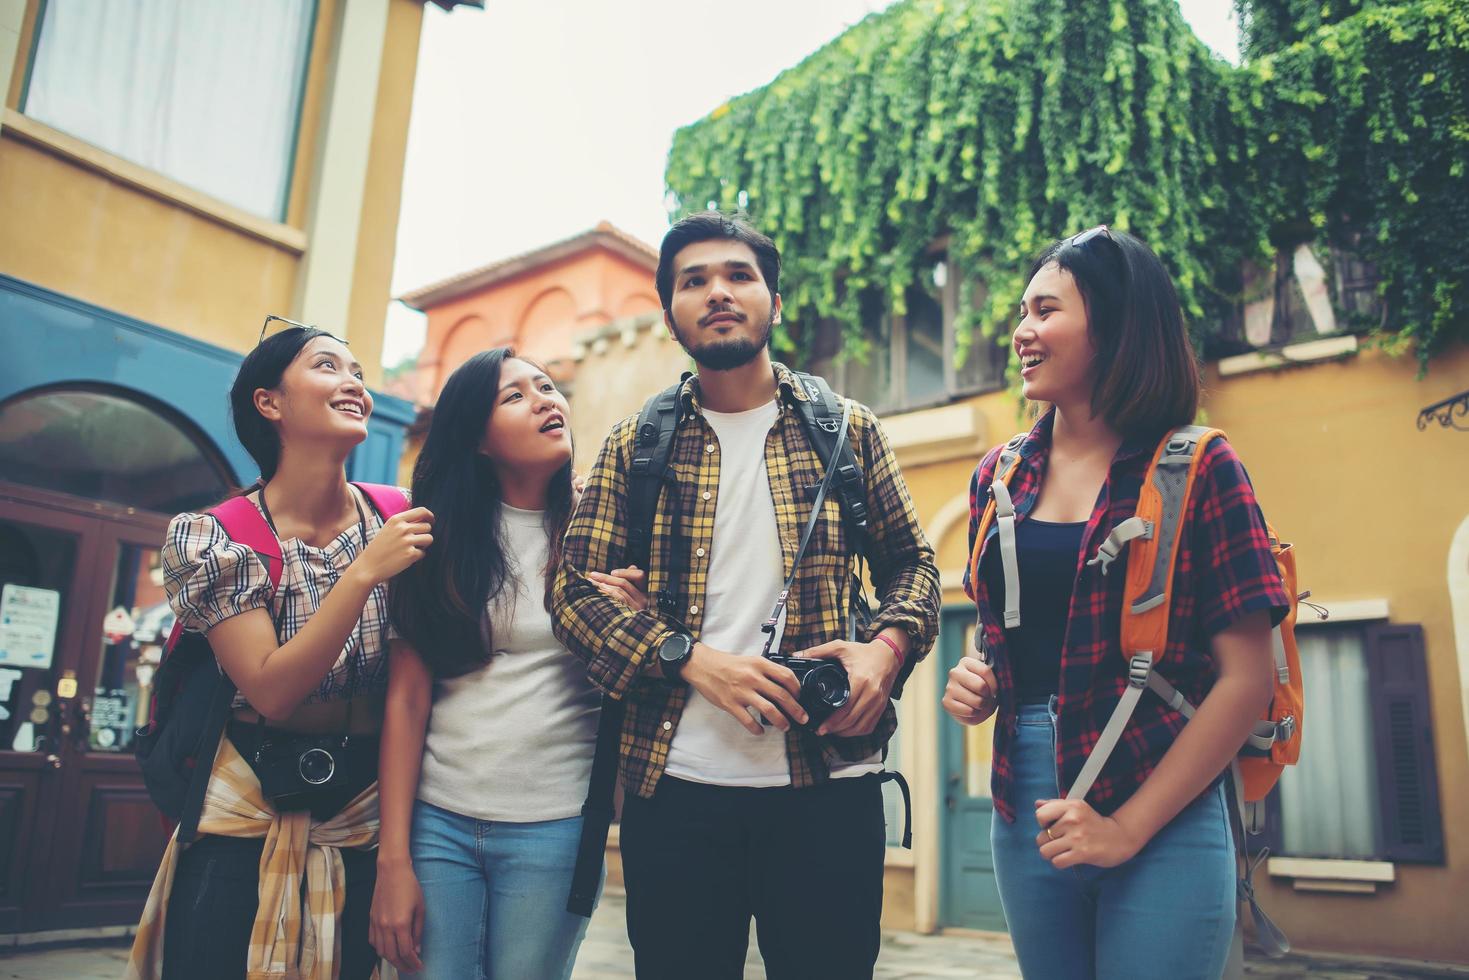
620, 773, 887, 980
160, 833, 378, 980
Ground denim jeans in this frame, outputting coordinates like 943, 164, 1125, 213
405, 800, 594, 980
991, 701, 1236, 980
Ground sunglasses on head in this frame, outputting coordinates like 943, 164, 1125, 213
1064, 225, 1115, 248
258, 314, 319, 345
258, 315, 349, 354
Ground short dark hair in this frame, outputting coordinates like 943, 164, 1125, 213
655, 212, 781, 310
228, 325, 335, 482
1029, 229, 1200, 436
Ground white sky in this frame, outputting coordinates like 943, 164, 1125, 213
383, 0, 1240, 369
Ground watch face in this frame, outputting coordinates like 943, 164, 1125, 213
661, 633, 690, 663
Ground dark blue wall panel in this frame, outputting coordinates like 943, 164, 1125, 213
0, 274, 412, 492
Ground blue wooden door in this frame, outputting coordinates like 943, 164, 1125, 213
938, 607, 1007, 931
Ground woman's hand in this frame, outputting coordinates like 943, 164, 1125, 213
369, 857, 425, 973
1033, 798, 1145, 869
588, 565, 648, 611
942, 656, 998, 726
354, 507, 434, 585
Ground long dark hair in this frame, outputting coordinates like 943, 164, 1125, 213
1029, 229, 1200, 436
388, 348, 575, 678
228, 325, 336, 484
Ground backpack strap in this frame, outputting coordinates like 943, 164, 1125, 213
1065, 425, 1224, 803
351, 482, 412, 522
211, 494, 285, 595
788, 371, 870, 536
966, 433, 1026, 657
626, 377, 686, 611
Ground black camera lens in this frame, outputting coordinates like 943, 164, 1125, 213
298, 747, 336, 786
805, 663, 850, 709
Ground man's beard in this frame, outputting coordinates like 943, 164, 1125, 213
669, 310, 775, 371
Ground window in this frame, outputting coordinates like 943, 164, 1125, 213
23, 0, 317, 220
799, 256, 1008, 413
1258, 622, 1443, 864
0, 388, 234, 514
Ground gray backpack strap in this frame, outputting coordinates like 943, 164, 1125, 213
991, 434, 1025, 629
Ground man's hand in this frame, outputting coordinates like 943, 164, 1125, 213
793, 637, 901, 737
682, 643, 808, 735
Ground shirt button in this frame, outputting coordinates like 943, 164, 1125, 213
696, 548, 706, 558
662, 721, 672, 732
689, 604, 700, 616
702, 491, 712, 501
705, 443, 715, 454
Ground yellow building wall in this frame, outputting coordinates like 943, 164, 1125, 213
897, 343, 1469, 961
0, 0, 421, 389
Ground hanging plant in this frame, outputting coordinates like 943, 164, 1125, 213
664, 0, 1469, 370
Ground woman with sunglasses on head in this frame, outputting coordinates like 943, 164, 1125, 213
369, 348, 645, 980
128, 324, 433, 980
942, 228, 1289, 979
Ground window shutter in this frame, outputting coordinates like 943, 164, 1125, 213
1365, 624, 1444, 863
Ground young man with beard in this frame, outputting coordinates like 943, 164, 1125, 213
552, 212, 940, 979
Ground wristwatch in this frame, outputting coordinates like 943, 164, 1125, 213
657, 631, 695, 679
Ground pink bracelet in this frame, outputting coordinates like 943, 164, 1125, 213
874, 633, 904, 664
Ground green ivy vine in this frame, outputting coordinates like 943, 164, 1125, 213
664, 0, 1469, 370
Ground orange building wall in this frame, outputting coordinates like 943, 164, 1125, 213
414, 247, 660, 402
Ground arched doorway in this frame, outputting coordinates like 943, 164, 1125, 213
0, 385, 233, 932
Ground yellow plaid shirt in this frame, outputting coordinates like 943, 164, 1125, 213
553, 363, 940, 798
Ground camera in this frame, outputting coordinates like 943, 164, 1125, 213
252, 734, 345, 811
766, 653, 850, 729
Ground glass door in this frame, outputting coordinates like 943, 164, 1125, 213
0, 489, 105, 932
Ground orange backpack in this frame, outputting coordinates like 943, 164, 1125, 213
969, 426, 1309, 956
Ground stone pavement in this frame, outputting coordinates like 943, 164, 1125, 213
2, 893, 1465, 979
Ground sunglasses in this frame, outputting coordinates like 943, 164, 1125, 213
257, 314, 351, 353
257, 314, 316, 345
1064, 224, 1115, 248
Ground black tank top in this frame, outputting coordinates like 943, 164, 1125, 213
981, 518, 1087, 703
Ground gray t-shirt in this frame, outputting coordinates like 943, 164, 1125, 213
416, 505, 599, 821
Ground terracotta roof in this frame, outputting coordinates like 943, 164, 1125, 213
396, 221, 660, 311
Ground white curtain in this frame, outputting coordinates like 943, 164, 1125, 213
1278, 628, 1379, 858
25, 0, 315, 220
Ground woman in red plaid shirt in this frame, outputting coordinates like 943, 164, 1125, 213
943, 228, 1289, 979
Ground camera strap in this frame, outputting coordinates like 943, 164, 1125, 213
760, 396, 853, 658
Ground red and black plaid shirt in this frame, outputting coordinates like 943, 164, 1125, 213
964, 410, 1289, 822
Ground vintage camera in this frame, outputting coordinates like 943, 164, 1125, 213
252, 734, 345, 811
765, 652, 850, 730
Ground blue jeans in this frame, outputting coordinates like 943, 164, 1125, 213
405, 800, 594, 980
991, 702, 1236, 980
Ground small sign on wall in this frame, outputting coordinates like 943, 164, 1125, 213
0, 585, 61, 670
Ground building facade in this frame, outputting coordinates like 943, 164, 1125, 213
0, 0, 475, 935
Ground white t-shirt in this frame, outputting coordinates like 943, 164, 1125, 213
415, 505, 600, 821
663, 400, 881, 786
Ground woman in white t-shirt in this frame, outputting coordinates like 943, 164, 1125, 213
368, 348, 644, 979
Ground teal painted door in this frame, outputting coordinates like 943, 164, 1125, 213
938, 608, 1007, 931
